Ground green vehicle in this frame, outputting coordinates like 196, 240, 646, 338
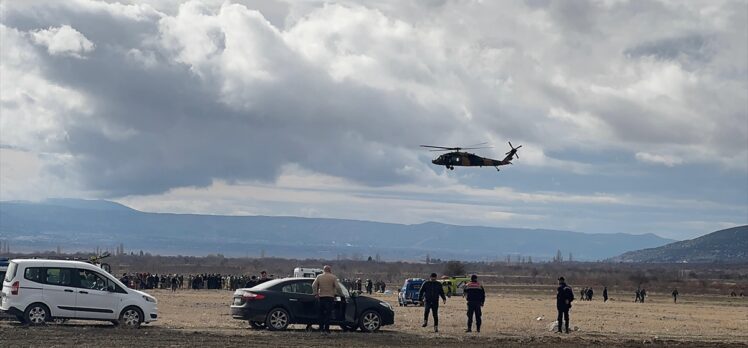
438, 276, 471, 297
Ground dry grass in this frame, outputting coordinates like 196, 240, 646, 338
1, 286, 747, 347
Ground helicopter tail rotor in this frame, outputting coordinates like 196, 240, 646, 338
505, 142, 522, 159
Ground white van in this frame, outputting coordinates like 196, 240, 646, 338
293, 267, 323, 278
0, 259, 158, 328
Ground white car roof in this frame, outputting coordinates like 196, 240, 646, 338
10, 258, 100, 270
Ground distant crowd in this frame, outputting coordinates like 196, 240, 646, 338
116, 271, 390, 294
341, 278, 387, 294
118, 271, 279, 291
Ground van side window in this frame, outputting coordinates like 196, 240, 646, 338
24, 267, 43, 283
46, 268, 73, 286
78, 269, 109, 291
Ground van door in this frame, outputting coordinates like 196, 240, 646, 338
75, 269, 122, 320
40, 267, 77, 318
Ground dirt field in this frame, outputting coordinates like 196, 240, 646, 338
1, 287, 747, 347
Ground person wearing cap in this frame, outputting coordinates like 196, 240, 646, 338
419, 272, 447, 332
463, 274, 485, 333
556, 276, 575, 334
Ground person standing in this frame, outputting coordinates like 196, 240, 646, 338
556, 277, 574, 334
245, 275, 258, 288
312, 265, 342, 334
419, 272, 447, 333
170, 275, 179, 292
672, 288, 679, 303
366, 279, 373, 295
257, 271, 270, 284
463, 274, 485, 333
603, 286, 608, 302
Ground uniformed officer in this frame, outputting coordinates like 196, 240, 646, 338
463, 274, 485, 333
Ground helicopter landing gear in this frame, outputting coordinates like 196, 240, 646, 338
447, 166, 454, 170
494, 166, 500, 172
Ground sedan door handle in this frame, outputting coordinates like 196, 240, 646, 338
289, 298, 298, 302
64, 289, 74, 293
79, 291, 88, 294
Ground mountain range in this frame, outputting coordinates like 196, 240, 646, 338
0, 199, 676, 261
611, 225, 748, 263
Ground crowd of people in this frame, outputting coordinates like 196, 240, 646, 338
340, 278, 387, 294
117, 271, 277, 291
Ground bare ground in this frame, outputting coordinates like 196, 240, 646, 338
1, 288, 747, 347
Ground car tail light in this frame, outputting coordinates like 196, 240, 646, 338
10, 281, 19, 295
241, 292, 265, 301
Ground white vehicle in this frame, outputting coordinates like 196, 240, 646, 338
1, 259, 158, 328
293, 267, 323, 278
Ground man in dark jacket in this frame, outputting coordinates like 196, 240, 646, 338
463, 274, 485, 333
245, 275, 258, 288
603, 286, 608, 302
419, 272, 447, 332
556, 276, 574, 334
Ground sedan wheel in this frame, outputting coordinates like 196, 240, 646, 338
359, 310, 382, 332
25, 304, 49, 326
265, 308, 290, 331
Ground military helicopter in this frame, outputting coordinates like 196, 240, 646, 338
421, 142, 522, 171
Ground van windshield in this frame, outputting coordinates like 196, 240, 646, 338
4, 262, 17, 282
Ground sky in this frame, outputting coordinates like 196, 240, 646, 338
0, 0, 746, 240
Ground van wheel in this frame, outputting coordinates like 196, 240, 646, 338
265, 308, 290, 331
24, 303, 50, 326
119, 306, 143, 328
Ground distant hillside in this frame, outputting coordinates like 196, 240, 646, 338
611, 225, 748, 263
0, 199, 675, 261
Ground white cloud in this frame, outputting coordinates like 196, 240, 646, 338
635, 151, 684, 167
31, 25, 94, 58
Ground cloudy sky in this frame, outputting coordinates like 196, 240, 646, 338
1, 0, 746, 240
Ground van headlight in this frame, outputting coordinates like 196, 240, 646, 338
379, 301, 393, 310
143, 295, 158, 304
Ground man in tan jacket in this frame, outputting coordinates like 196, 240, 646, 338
312, 265, 342, 333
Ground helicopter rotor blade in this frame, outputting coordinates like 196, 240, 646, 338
466, 142, 489, 147
421, 145, 459, 150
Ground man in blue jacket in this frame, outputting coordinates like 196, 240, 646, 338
463, 274, 485, 333
556, 276, 574, 334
